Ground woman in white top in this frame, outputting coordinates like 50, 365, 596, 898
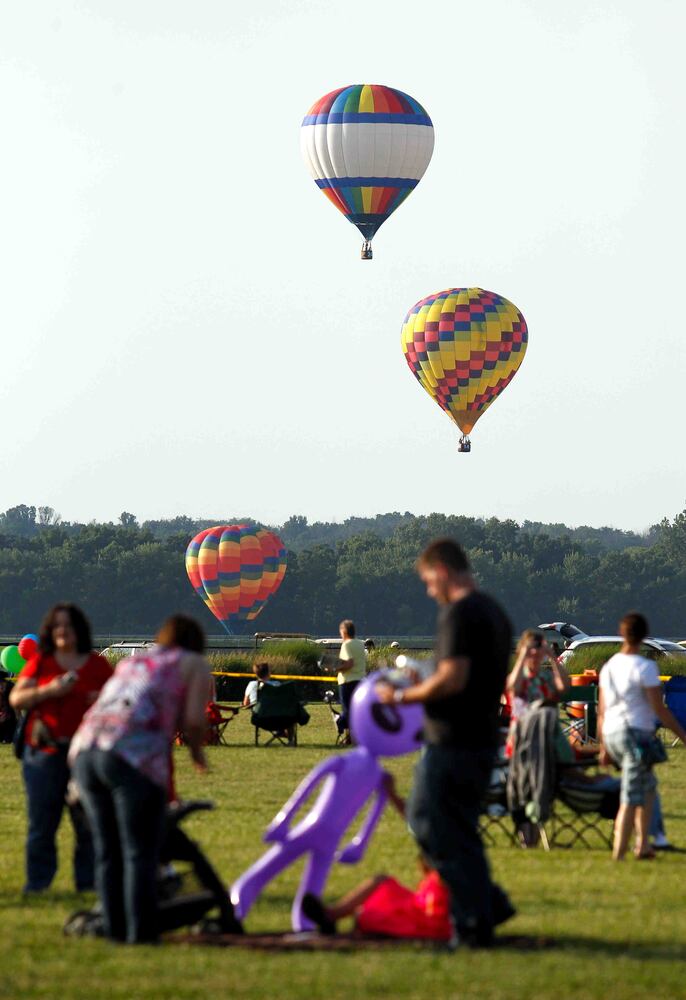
598, 612, 686, 860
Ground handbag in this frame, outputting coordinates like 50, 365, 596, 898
13, 710, 30, 760
631, 732, 667, 767
13, 656, 42, 760
605, 667, 667, 768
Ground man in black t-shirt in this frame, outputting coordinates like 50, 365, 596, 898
377, 537, 514, 948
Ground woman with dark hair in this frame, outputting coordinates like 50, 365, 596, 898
10, 603, 112, 893
598, 612, 686, 860
69, 614, 212, 943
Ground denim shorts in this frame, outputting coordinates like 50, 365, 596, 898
604, 726, 658, 806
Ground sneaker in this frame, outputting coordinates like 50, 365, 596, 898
652, 833, 674, 851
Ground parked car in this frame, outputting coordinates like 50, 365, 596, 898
100, 641, 155, 659
537, 622, 588, 655
314, 637, 375, 649
258, 636, 320, 647
559, 635, 686, 666
651, 639, 686, 657
537, 622, 588, 642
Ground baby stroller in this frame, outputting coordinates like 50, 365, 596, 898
64, 801, 242, 937
323, 689, 348, 746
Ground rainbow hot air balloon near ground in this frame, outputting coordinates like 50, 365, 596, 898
301, 84, 434, 259
401, 288, 528, 452
185, 525, 287, 634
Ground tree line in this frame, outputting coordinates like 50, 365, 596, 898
0, 504, 683, 637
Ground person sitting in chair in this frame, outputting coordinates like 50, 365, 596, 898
243, 662, 280, 708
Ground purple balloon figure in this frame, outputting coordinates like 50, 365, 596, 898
230, 672, 423, 931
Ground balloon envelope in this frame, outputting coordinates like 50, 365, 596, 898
401, 287, 528, 436
1, 645, 25, 675
185, 525, 287, 634
18, 634, 39, 661
301, 84, 434, 248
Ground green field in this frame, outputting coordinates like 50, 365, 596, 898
1, 707, 685, 1000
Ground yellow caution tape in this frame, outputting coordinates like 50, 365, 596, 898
211, 671, 337, 683
213, 672, 676, 684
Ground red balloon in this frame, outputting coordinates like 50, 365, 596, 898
18, 634, 38, 660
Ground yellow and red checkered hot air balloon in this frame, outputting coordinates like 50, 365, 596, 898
185, 525, 287, 634
401, 288, 528, 450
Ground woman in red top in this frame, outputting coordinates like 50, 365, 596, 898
10, 604, 111, 893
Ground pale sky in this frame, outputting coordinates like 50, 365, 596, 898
1, 0, 684, 532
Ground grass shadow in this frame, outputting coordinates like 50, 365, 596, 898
548, 933, 686, 962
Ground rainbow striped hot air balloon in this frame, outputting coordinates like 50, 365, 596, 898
401, 288, 528, 451
185, 525, 287, 634
301, 84, 434, 258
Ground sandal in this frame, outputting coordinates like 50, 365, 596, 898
634, 849, 656, 860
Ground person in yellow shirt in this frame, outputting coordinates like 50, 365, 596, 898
336, 619, 367, 742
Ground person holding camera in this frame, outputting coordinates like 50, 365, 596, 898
10, 603, 111, 894
505, 629, 570, 760
507, 631, 569, 713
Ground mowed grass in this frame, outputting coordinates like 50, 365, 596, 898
1, 707, 686, 1000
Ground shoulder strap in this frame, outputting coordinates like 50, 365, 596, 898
19, 654, 42, 729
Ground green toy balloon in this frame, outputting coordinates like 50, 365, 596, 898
1, 645, 25, 675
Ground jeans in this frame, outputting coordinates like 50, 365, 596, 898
337, 680, 360, 733
650, 791, 665, 837
22, 744, 94, 892
73, 749, 166, 943
408, 743, 512, 941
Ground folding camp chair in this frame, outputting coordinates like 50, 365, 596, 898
251, 682, 309, 746
175, 702, 240, 747
507, 704, 618, 851
205, 702, 240, 746
479, 755, 518, 847
547, 775, 618, 849
558, 685, 599, 748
